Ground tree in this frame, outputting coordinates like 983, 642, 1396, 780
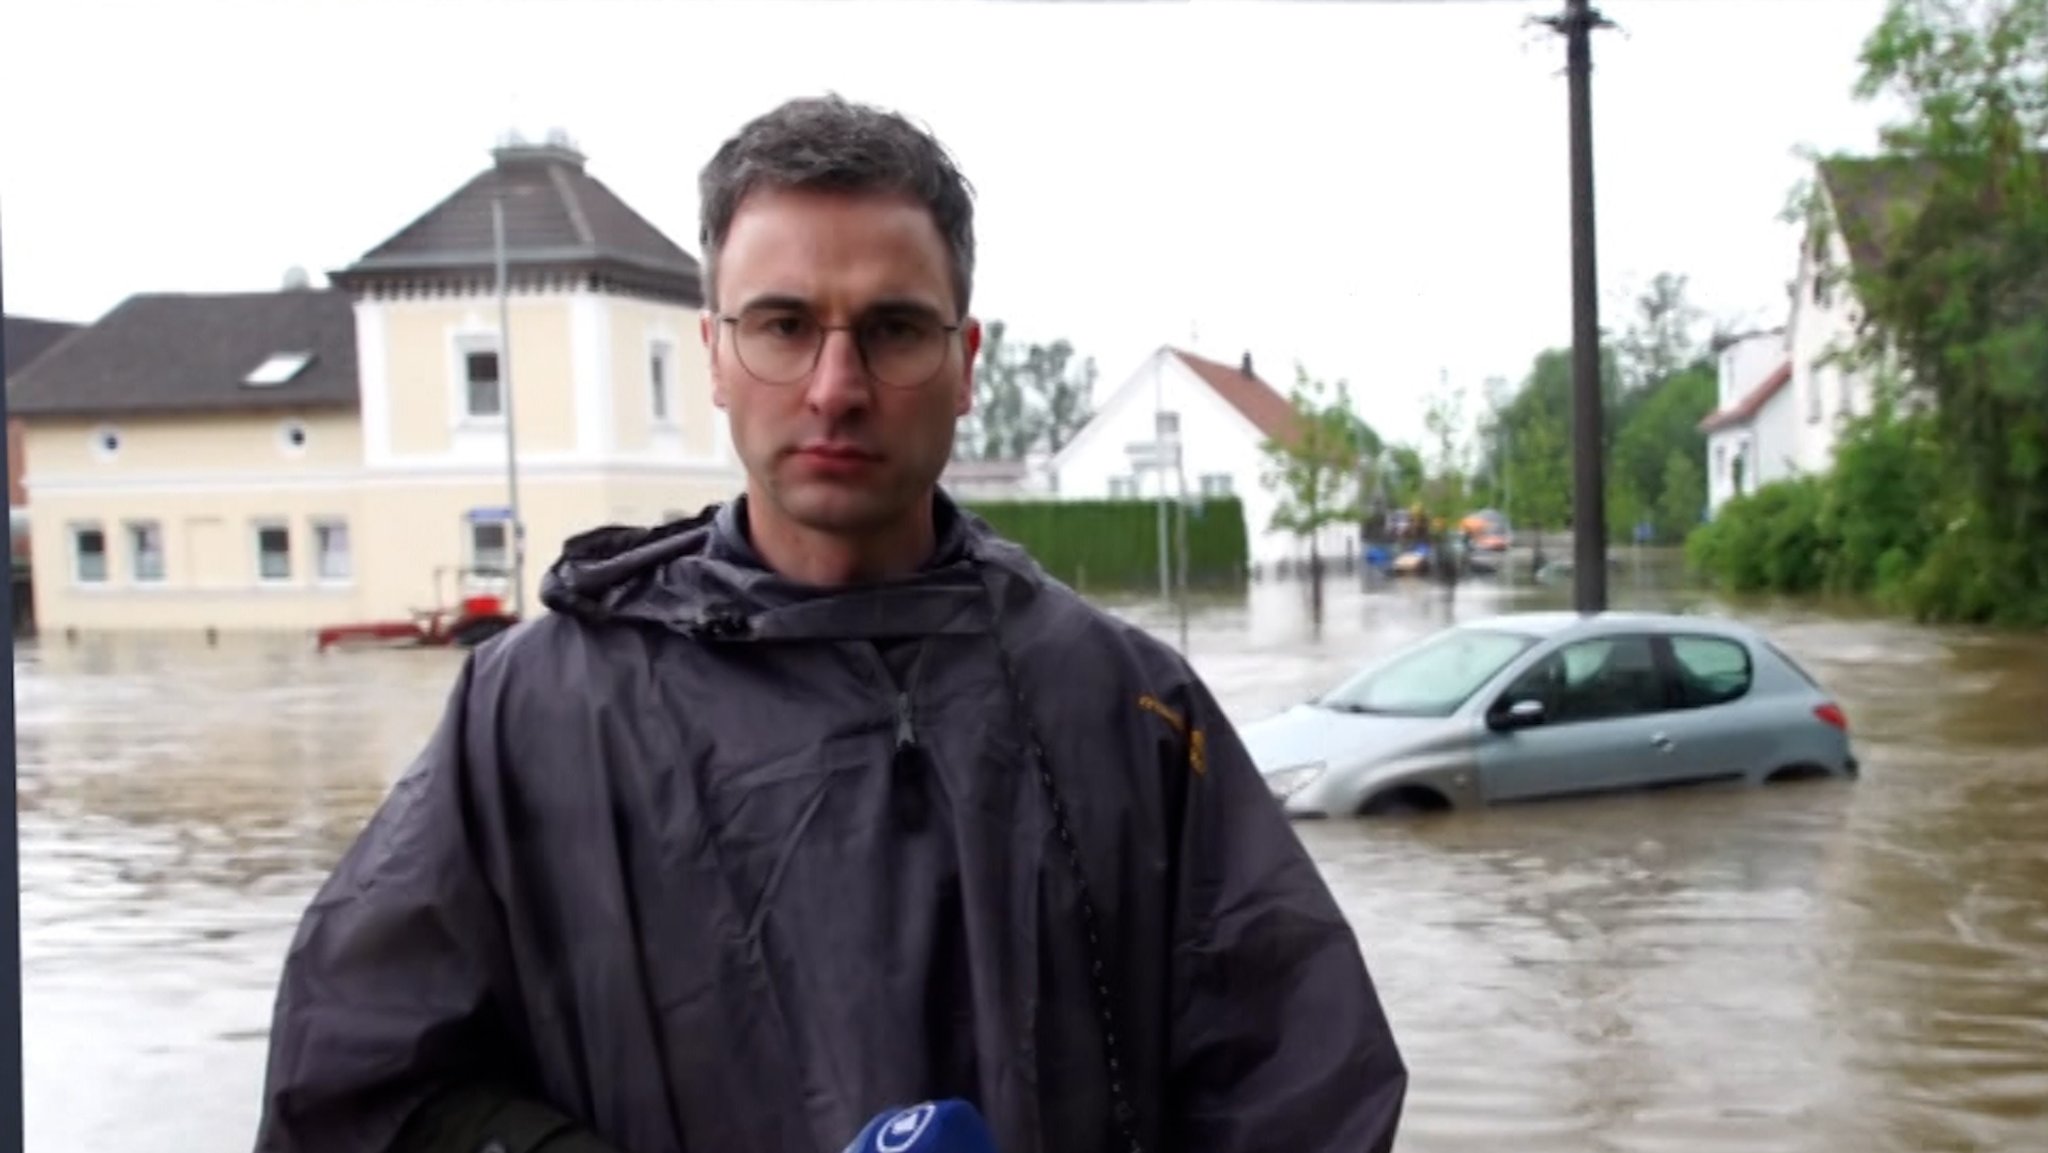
1837, 0, 2048, 616
1024, 340, 1096, 453
957, 320, 1099, 460
1477, 271, 1720, 545
1615, 271, 1707, 394
1690, 0, 2048, 626
1655, 449, 1706, 539
1420, 377, 1471, 515
1261, 366, 1369, 604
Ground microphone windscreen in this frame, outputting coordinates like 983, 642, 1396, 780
842, 1099, 998, 1153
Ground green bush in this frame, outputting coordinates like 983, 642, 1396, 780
965, 498, 1249, 593
1687, 404, 2048, 627
1687, 476, 1831, 594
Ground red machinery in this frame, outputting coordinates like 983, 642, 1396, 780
315, 566, 522, 653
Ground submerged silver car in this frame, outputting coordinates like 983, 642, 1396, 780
1238, 611, 1859, 818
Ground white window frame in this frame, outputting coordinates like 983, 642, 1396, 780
1198, 472, 1234, 498
649, 338, 676, 427
311, 518, 352, 584
125, 519, 166, 584
252, 519, 294, 585
70, 521, 109, 585
452, 331, 506, 425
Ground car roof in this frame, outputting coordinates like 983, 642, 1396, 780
1453, 610, 1762, 644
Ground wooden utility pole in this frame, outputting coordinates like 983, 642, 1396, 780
1541, 0, 1614, 612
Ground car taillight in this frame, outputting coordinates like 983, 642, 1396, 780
1814, 703, 1849, 731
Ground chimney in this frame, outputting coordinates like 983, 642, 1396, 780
493, 127, 587, 172
1240, 351, 1255, 378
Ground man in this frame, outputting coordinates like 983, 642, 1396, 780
254, 94, 1406, 1153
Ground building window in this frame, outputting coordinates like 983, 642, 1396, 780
126, 520, 166, 583
1108, 476, 1139, 499
245, 351, 313, 388
469, 519, 511, 577
1807, 367, 1825, 422
460, 341, 504, 420
254, 521, 292, 583
312, 519, 351, 583
71, 524, 108, 584
650, 341, 674, 424
1199, 473, 1234, 497
90, 425, 121, 461
279, 420, 309, 455
1809, 232, 1832, 307
1155, 411, 1180, 438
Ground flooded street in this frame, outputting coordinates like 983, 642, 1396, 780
16, 569, 2048, 1152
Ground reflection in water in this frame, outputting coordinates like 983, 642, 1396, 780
18, 573, 2048, 1153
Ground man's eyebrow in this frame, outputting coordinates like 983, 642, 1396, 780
864, 297, 950, 320
730, 293, 811, 314
731, 294, 950, 320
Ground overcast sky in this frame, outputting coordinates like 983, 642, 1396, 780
2, 0, 1895, 447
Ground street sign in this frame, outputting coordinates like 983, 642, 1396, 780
1124, 441, 1181, 471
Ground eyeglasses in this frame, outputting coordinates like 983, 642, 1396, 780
718, 306, 962, 389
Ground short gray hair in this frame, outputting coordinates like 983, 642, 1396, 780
697, 93, 977, 316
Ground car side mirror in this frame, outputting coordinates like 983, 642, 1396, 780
1489, 698, 1546, 732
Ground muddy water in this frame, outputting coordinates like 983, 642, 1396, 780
17, 572, 2048, 1152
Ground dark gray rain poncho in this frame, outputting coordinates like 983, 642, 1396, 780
254, 495, 1407, 1153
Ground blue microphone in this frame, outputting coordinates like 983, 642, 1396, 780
841, 1099, 998, 1153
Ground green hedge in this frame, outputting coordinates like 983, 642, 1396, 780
965, 498, 1249, 593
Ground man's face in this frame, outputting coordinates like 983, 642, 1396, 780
703, 187, 980, 540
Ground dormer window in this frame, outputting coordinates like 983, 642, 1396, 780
245, 352, 314, 388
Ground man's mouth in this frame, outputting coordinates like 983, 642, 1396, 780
793, 442, 881, 462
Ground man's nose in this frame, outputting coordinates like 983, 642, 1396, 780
804, 328, 873, 417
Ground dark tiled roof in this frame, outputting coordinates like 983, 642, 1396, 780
4, 315, 83, 381
1698, 362, 1791, 433
1816, 155, 1940, 272
7, 290, 358, 418
1818, 152, 2048, 272
1168, 348, 1302, 443
333, 138, 704, 304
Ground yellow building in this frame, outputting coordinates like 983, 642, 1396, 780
12, 135, 739, 634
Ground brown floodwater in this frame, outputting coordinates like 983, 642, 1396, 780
15, 567, 2048, 1152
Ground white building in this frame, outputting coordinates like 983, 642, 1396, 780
1046, 346, 1351, 570
1698, 329, 1793, 518
1699, 154, 1918, 516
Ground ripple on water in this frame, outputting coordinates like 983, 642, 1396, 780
17, 588, 2048, 1153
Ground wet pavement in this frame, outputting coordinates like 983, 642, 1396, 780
16, 568, 2048, 1152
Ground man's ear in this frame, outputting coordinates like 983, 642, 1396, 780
954, 317, 982, 418
702, 310, 728, 409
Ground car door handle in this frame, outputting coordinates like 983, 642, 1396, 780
1650, 733, 1675, 752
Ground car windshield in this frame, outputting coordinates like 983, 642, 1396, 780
1315, 627, 1538, 717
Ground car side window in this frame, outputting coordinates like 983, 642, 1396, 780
1502, 634, 1670, 724
1669, 635, 1754, 707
